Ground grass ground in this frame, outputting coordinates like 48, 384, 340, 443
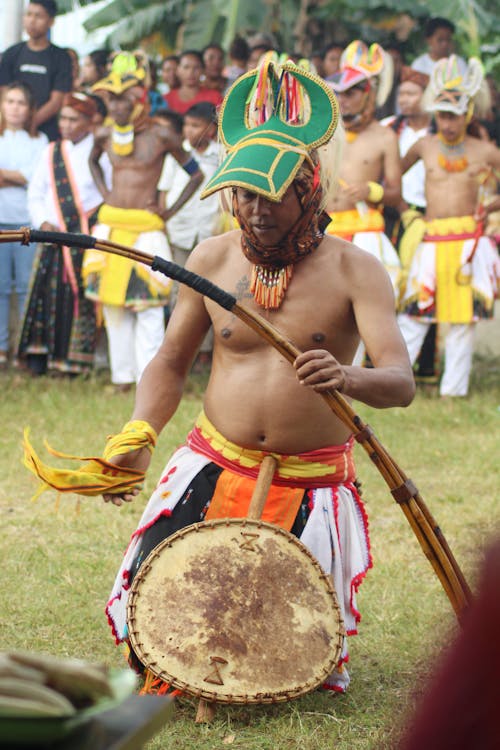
0, 357, 498, 749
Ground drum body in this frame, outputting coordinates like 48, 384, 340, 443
127, 518, 344, 704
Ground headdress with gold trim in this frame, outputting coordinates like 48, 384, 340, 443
92, 65, 149, 156
329, 41, 394, 108
423, 55, 488, 117
201, 53, 340, 203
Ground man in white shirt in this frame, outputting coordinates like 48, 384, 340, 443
157, 102, 221, 370
411, 17, 467, 78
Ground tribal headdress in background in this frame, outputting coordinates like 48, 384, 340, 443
329, 40, 394, 109
423, 55, 489, 118
92, 65, 149, 156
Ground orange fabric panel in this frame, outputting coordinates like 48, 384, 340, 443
205, 470, 304, 531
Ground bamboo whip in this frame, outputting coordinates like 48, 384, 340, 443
4, 228, 472, 619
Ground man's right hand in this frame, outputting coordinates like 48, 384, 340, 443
102, 446, 152, 507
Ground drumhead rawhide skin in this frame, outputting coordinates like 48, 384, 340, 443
127, 518, 344, 704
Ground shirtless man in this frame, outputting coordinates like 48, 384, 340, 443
83, 68, 203, 390
327, 41, 402, 299
398, 56, 500, 397
95, 59, 415, 694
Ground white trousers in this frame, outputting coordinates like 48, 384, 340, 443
103, 305, 165, 385
398, 314, 475, 396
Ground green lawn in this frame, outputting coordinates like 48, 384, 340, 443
1, 358, 498, 749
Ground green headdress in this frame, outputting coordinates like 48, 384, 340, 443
201, 56, 340, 202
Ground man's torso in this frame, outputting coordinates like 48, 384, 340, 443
196, 232, 364, 451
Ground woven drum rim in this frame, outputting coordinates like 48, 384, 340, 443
127, 518, 345, 704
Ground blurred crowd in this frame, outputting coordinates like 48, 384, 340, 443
0, 0, 499, 395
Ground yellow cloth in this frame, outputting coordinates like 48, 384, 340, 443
427, 216, 476, 322
326, 208, 385, 238
190, 412, 356, 485
23, 421, 157, 499
83, 205, 169, 307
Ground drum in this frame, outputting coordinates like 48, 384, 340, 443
127, 517, 344, 704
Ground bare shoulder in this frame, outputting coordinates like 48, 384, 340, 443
185, 230, 241, 276
322, 234, 392, 286
369, 120, 398, 143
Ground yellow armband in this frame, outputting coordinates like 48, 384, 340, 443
367, 181, 384, 204
103, 420, 157, 461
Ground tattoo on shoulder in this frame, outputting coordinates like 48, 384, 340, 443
234, 275, 253, 301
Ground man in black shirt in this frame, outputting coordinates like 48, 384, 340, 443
0, 0, 72, 141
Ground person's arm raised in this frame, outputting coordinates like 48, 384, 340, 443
380, 127, 402, 208
89, 130, 111, 202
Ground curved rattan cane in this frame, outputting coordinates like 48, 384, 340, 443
3, 228, 472, 619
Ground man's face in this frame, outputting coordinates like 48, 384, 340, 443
427, 28, 454, 61
59, 106, 91, 143
177, 55, 203, 87
161, 59, 178, 89
247, 47, 268, 70
435, 110, 466, 141
397, 81, 425, 117
106, 92, 135, 127
337, 85, 367, 122
183, 116, 215, 150
203, 47, 224, 78
236, 184, 303, 247
24, 3, 53, 41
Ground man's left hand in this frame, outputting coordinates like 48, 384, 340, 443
294, 349, 347, 393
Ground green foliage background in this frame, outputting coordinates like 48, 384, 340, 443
56, 0, 500, 76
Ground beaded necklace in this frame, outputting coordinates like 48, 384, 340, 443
437, 131, 468, 173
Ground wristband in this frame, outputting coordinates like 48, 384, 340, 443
103, 420, 158, 461
182, 156, 200, 176
367, 181, 384, 203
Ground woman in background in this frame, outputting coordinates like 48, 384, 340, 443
0, 82, 47, 368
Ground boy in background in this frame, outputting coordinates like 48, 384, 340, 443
157, 102, 221, 370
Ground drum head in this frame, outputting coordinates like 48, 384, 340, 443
127, 518, 344, 704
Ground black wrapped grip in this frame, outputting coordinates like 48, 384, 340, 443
30, 229, 97, 249
152, 256, 237, 311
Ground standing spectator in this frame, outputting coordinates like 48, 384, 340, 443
411, 17, 467, 77
224, 36, 249, 87
157, 55, 179, 96
64, 48, 80, 90
202, 43, 227, 92
0, 83, 48, 369
321, 42, 343, 80
0, 0, 72, 142
381, 67, 438, 383
246, 33, 277, 70
375, 39, 405, 120
80, 50, 109, 91
84, 70, 203, 391
158, 102, 221, 371
381, 67, 431, 240
163, 50, 223, 115
18, 92, 109, 377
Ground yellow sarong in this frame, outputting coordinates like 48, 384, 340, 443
326, 208, 385, 239
83, 205, 171, 307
